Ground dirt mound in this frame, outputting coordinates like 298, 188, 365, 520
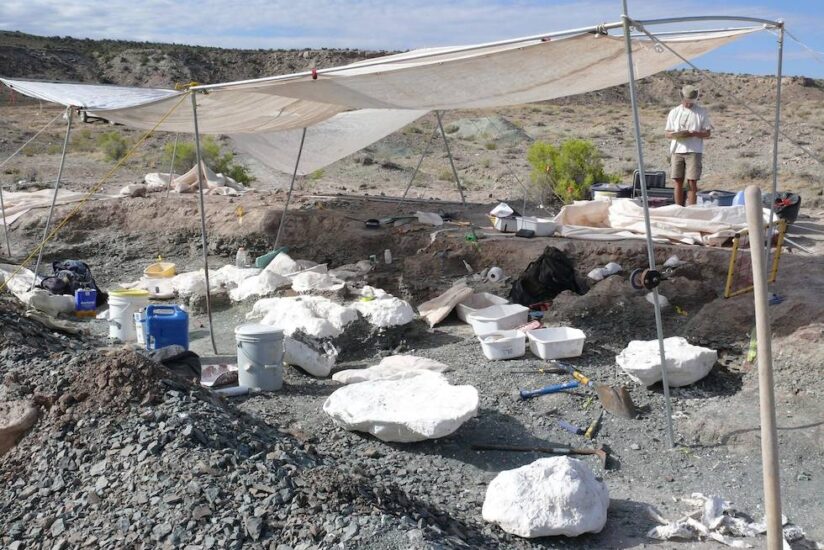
61, 350, 178, 415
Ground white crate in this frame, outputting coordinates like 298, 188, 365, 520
527, 327, 586, 359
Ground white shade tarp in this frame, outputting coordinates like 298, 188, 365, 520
89, 28, 756, 133
230, 108, 428, 176
0, 26, 761, 175
0, 78, 179, 110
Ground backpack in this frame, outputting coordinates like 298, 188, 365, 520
39, 260, 108, 306
508, 246, 587, 306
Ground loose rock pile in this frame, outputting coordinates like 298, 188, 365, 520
0, 301, 488, 549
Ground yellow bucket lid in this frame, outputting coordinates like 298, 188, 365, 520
109, 288, 150, 298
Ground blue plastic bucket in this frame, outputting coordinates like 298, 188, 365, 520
145, 305, 189, 350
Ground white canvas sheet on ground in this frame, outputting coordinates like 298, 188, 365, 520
0, 189, 116, 227
552, 199, 770, 245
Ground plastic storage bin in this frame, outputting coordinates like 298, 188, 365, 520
527, 327, 586, 359
144, 261, 177, 278
490, 216, 518, 233
516, 216, 558, 237
456, 292, 509, 323
467, 304, 529, 336
145, 305, 189, 350
590, 183, 633, 200
697, 190, 736, 207
478, 330, 526, 360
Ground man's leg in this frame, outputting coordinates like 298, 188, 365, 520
685, 153, 702, 206
674, 178, 685, 206
671, 153, 686, 206
687, 180, 698, 206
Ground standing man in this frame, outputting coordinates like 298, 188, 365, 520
665, 85, 712, 206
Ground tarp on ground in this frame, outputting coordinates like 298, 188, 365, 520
0, 188, 115, 227
552, 199, 768, 246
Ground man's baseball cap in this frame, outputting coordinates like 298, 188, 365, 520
681, 85, 699, 100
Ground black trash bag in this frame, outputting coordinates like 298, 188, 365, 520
763, 192, 801, 224
508, 246, 587, 306
139, 345, 201, 382
39, 259, 108, 306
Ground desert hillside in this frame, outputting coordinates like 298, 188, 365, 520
2, 30, 824, 206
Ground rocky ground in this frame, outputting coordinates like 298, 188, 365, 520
3, 39, 824, 549
1, 187, 824, 549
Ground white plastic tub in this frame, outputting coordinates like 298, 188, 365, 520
491, 216, 518, 233
478, 330, 526, 360
516, 216, 558, 237
467, 304, 529, 336
456, 292, 509, 323
527, 327, 586, 359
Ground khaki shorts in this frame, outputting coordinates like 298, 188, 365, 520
671, 152, 702, 181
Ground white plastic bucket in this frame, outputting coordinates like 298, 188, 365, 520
108, 290, 150, 342
235, 324, 284, 391
478, 330, 526, 360
527, 327, 586, 360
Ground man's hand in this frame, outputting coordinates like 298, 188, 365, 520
687, 130, 711, 138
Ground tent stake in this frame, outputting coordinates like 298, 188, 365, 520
436, 111, 467, 208
190, 92, 218, 355
621, 2, 675, 448
397, 124, 439, 211
165, 132, 180, 198
766, 24, 784, 267
744, 185, 783, 550
274, 127, 307, 250
31, 107, 73, 288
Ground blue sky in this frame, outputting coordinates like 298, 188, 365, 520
2, 0, 824, 77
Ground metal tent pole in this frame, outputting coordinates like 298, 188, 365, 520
190, 92, 218, 355
744, 184, 783, 550
766, 24, 784, 267
165, 132, 180, 198
436, 111, 467, 208
397, 125, 439, 211
274, 127, 307, 249
621, 2, 675, 448
31, 107, 73, 288
0, 180, 10, 257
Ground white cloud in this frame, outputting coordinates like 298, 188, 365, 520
0, 0, 790, 50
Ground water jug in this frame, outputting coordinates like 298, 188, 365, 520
145, 305, 189, 350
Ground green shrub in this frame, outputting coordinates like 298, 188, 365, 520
308, 169, 325, 181
485, 142, 497, 150
161, 136, 254, 186
98, 131, 129, 161
527, 139, 618, 203
437, 168, 454, 182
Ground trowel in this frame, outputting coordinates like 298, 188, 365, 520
553, 362, 637, 419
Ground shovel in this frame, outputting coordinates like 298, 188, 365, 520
471, 442, 610, 469
553, 362, 636, 419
